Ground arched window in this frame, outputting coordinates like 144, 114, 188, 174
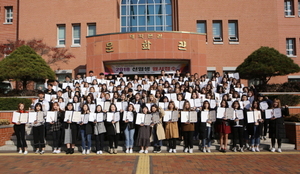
121, 0, 172, 32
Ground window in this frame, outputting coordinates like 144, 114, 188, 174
288, 76, 300, 82
196, 20, 207, 41
72, 24, 81, 46
120, 0, 172, 32
87, 23, 96, 36
5, 7, 13, 23
57, 25, 66, 46
228, 20, 238, 42
286, 38, 296, 56
212, 21, 222, 42
284, 0, 294, 16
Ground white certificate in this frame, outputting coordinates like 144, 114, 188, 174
59, 102, 65, 111
82, 114, 89, 124
46, 111, 57, 123
159, 102, 168, 110
247, 111, 255, 123
62, 83, 74, 89
114, 112, 120, 122
123, 111, 134, 122
103, 101, 111, 111
73, 103, 81, 111
163, 111, 172, 122
273, 108, 282, 118
72, 111, 82, 122
209, 110, 216, 122
210, 100, 216, 109
89, 113, 96, 122
45, 94, 57, 102
217, 108, 226, 119
265, 109, 273, 119
152, 112, 160, 124
185, 92, 191, 100
181, 111, 189, 123
171, 111, 179, 122
144, 114, 152, 125
189, 111, 197, 123
89, 104, 96, 113
201, 111, 209, 123
106, 112, 114, 122
37, 112, 44, 123
259, 101, 269, 110
225, 108, 234, 119
19, 113, 29, 123
96, 113, 104, 122
133, 104, 141, 112
236, 110, 244, 120
194, 99, 201, 107
136, 113, 145, 125
64, 111, 73, 122
12, 111, 20, 123
28, 112, 37, 123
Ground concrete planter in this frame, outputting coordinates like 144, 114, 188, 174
0, 125, 14, 146
285, 122, 300, 150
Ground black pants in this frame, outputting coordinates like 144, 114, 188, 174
271, 138, 282, 148
232, 127, 244, 147
263, 119, 269, 136
95, 133, 105, 151
52, 130, 62, 149
168, 138, 177, 149
183, 131, 193, 148
13, 124, 27, 148
33, 125, 45, 149
108, 134, 119, 148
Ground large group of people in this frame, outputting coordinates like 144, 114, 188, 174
12, 70, 289, 155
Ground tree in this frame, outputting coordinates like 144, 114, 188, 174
0, 39, 75, 65
236, 46, 300, 86
0, 45, 56, 89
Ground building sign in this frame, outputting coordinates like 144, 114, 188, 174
129, 33, 163, 39
104, 63, 189, 75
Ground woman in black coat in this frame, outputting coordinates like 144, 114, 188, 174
269, 99, 288, 153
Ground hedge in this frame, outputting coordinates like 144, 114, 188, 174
265, 94, 300, 106
0, 98, 32, 110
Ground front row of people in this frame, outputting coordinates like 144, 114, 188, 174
13, 98, 288, 154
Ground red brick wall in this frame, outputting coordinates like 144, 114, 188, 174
0, 126, 13, 146
285, 123, 300, 150
0, 0, 18, 44
0, 112, 12, 123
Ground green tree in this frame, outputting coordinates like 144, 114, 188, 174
236, 46, 300, 86
0, 45, 55, 89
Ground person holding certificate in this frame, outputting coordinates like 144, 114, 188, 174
32, 103, 46, 154
136, 106, 152, 154
181, 100, 195, 153
247, 101, 263, 152
79, 104, 93, 154
64, 103, 78, 154
94, 105, 106, 154
105, 104, 120, 154
150, 105, 165, 153
215, 99, 230, 153
199, 101, 213, 153
164, 101, 179, 153
269, 99, 288, 153
13, 103, 29, 154
230, 101, 245, 152
120, 104, 136, 153
49, 102, 64, 154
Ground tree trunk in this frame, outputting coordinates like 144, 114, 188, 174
22, 80, 27, 90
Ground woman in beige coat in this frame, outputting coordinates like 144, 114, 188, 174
164, 101, 179, 153
150, 104, 165, 153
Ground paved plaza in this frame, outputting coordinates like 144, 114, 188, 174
1, 151, 300, 174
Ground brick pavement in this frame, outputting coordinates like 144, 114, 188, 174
0, 152, 300, 174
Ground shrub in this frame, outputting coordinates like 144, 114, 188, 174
0, 98, 32, 110
0, 119, 10, 125
265, 94, 300, 106
257, 82, 300, 92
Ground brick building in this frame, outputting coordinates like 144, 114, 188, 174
1, 0, 300, 84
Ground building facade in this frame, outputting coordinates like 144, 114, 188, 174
1, 0, 300, 83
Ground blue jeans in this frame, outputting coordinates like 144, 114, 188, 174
152, 127, 162, 146
80, 129, 92, 150
250, 125, 260, 146
202, 127, 211, 147
124, 126, 135, 148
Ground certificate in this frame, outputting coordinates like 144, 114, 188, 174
189, 111, 197, 123
72, 111, 82, 122
174, 100, 184, 110
273, 108, 282, 118
12, 111, 20, 123
180, 111, 189, 123
123, 111, 134, 122
209, 110, 216, 122
82, 114, 89, 124
265, 109, 273, 119
37, 112, 44, 123
59, 102, 65, 111
136, 113, 145, 125
217, 108, 226, 119
62, 83, 74, 89
247, 111, 255, 123
45, 94, 57, 102
28, 112, 37, 123
159, 102, 169, 110
185, 92, 191, 100
96, 113, 104, 122
73, 103, 81, 111
171, 111, 179, 122
210, 100, 216, 108
235, 110, 244, 120
89, 113, 96, 122
103, 101, 111, 111
152, 112, 160, 124
259, 101, 269, 110
163, 111, 172, 122
225, 108, 234, 119
64, 111, 73, 122
19, 113, 29, 123
201, 111, 209, 123
89, 104, 96, 113
46, 111, 57, 123
114, 112, 120, 122
133, 104, 141, 112
144, 114, 152, 125
106, 112, 120, 122
116, 102, 128, 111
